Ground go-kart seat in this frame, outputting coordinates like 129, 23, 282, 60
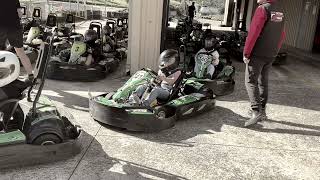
117, 18, 125, 28
66, 14, 75, 24
46, 14, 57, 28
89, 22, 102, 40
106, 21, 116, 34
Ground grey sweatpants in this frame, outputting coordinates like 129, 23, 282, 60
133, 84, 170, 106
245, 56, 274, 111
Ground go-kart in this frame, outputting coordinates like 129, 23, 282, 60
184, 45, 235, 96
51, 14, 83, 55
113, 18, 128, 48
47, 22, 120, 81
103, 20, 127, 59
117, 18, 128, 39
14, 13, 59, 64
89, 68, 216, 132
0, 40, 82, 169
21, 7, 42, 33
4, 8, 44, 65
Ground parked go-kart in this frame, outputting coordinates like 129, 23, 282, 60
18, 13, 59, 64
89, 51, 216, 132
0, 39, 82, 169
47, 22, 120, 81
4, 8, 45, 64
21, 7, 42, 33
51, 14, 83, 56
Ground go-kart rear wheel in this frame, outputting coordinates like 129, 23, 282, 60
198, 87, 214, 98
32, 133, 62, 146
154, 106, 176, 119
157, 110, 166, 119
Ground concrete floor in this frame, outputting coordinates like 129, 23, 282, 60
1, 55, 320, 179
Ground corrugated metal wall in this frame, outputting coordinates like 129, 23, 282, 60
278, 0, 304, 48
295, 0, 320, 51
275, 0, 320, 51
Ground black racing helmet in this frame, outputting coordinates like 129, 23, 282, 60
204, 36, 217, 51
84, 29, 98, 44
103, 25, 112, 35
159, 49, 180, 72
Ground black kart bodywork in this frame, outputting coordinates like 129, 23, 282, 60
0, 41, 82, 169
89, 69, 216, 132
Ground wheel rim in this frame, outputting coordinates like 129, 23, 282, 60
41, 141, 56, 146
157, 111, 166, 119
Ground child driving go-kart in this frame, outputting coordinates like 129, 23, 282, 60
68, 29, 101, 66
193, 36, 220, 79
129, 49, 181, 107
102, 25, 116, 53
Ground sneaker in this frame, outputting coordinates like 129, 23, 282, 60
248, 108, 267, 121
244, 111, 263, 127
129, 94, 141, 105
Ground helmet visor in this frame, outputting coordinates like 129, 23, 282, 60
159, 57, 175, 69
0, 67, 12, 80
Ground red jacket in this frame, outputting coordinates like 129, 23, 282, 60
244, 0, 286, 58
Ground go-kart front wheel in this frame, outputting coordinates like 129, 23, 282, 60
32, 133, 62, 146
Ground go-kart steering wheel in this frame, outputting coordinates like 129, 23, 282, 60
142, 68, 158, 77
149, 77, 162, 88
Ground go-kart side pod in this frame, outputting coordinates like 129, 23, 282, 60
187, 78, 235, 96
46, 61, 107, 82
89, 93, 177, 132
89, 92, 216, 132
0, 130, 83, 169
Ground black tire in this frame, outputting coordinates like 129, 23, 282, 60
198, 87, 214, 98
154, 106, 176, 119
32, 133, 62, 145
46, 62, 106, 82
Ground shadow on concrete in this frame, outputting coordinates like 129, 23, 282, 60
70, 137, 188, 180
44, 89, 90, 112
100, 106, 320, 147
0, 130, 187, 180
252, 119, 320, 136
219, 59, 320, 112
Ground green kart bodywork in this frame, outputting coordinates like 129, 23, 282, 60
0, 41, 82, 169
0, 95, 83, 169
89, 69, 216, 132
26, 27, 42, 44
188, 51, 236, 96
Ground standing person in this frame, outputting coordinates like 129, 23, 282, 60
243, 0, 286, 127
188, 2, 196, 22
0, 0, 33, 78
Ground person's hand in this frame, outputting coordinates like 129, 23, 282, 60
28, 74, 34, 82
243, 56, 250, 64
158, 74, 166, 81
